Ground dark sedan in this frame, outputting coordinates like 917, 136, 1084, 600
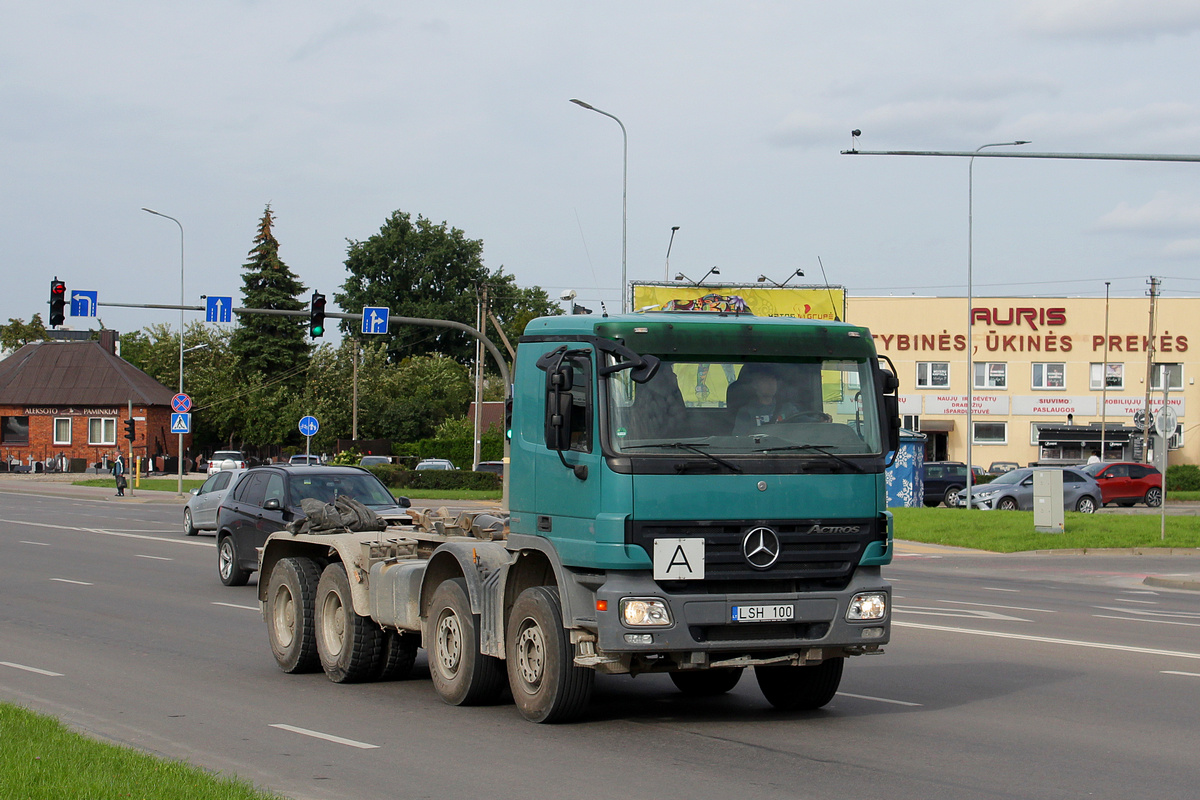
216, 465, 410, 586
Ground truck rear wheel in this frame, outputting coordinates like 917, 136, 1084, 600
266, 557, 322, 674
426, 578, 505, 705
507, 586, 594, 723
315, 563, 383, 683
669, 667, 744, 696
375, 632, 418, 681
755, 657, 844, 711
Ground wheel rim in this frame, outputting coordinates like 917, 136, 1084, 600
320, 591, 347, 658
1000, 498, 1016, 510
1079, 498, 1095, 513
273, 583, 296, 648
219, 542, 233, 579
1148, 488, 1162, 506
946, 489, 959, 505
183, 509, 193, 534
435, 610, 463, 678
514, 616, 546, 691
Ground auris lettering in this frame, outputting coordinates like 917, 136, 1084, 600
971, 307, 1066, 330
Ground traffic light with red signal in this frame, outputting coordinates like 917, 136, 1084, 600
49, 279, 67, 326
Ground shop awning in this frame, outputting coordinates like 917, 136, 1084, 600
1037, 425, 1134, 445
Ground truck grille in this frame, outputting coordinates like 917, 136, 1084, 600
628, 518, 880, 590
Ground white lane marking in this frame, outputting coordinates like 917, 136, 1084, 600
895, 621, 1200, 660
50, 578, 93, 586
0, 661, 64, 677
1122, 590, 1159, 595
213, 602, 258, 611
20, 541, 52, 546
931, 599, 1055, 614
135, 554, 173, 561
0, 518, 213, 548
1162, 671, 1200, 678
1094, 606, 1200, 621
1094, 615, 1200, 628
269, 724, 379, 749
895, 605, 1030, 622
1112, 598, 1158, 605
836, 692, 922, 707
982, 587, 1020, 592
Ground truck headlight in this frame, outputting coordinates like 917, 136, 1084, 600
620, 598, 672, 627
847, 592, 888, 621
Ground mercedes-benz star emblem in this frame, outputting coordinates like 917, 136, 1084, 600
742, 527, 781, 570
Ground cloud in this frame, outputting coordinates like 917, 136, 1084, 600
1095, 191, 1200, 234
1018, 0, 1200, 39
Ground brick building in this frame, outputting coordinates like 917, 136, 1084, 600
0, 338, 190, 471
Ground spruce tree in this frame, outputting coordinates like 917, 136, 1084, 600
230, 205, 310, 389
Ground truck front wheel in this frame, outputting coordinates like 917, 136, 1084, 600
669, 667, 744, 696
426, 578, 505, 705
315, 563, 383, 683
755, 657, 844, 711
507, 586, 594, 723
266, 557, 322, 674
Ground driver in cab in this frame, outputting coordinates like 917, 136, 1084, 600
732, 368, 798, 435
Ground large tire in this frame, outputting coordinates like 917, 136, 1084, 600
375, 631, 419, 681
425, 578, 505, 706
507, 586, 594, 723
943, 486, 962, 507
217, 536, 251, 586
315, 563, 383, 683
997, 497, 1018, 511
755, 657, 844, 711
183, 508, 198, 536
1145, 487, 1162, 508
669, 667, 744, 696
1076, 495, 1097, 514
266, 557, 322, 673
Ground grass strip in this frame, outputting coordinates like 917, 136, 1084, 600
0, 702, 280, 800
892, 506, 1200, 553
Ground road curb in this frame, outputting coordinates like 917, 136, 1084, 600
1143, 575, 1200, 592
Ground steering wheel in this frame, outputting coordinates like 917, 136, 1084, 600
779, 411, 831, 423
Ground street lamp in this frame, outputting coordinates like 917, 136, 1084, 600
570, 98, 627, 312
664, 226, 680, 281
966, 141, 1029, 509
675, 267, 719, 285
142, 206, 186, 497
757, 268, 805, 287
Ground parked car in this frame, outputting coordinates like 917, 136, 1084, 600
475, 461, 504, 476
957, 467, 1101, 513
288, 454, 322, 466
359, 455, 392, 467
208, 450, 247, 475
988, 461, 1020, 475
183, 468, 246, 536
215, 465, 411, 586
415, 458, 457, 471
922, 461, 969, 507
1081, 461, 1162, 507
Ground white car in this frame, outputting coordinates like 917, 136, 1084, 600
415, 458, 457, 470
207, 450, 247, 475
184, 469, 246, 536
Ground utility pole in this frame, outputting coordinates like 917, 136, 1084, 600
472, 285, 487, 470
1141, 277, 1160, 463
352, 338, 359, 443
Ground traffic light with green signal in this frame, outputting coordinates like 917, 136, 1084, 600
49, 279, 67, 326
310, 291, 326, 337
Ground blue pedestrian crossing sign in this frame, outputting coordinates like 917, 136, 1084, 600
362, 306, 390, 334
171, 413, 192, 434
298, 415, 320, 437
206, 296, 233, 323
70, 290, 98, 317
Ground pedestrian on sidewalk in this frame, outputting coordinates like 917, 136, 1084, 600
112, 453, 126, 497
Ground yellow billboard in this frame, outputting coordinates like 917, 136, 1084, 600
631, 283, 845, 320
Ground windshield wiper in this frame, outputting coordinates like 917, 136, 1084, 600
756, 443, 866, 473
623, 441, 743, 473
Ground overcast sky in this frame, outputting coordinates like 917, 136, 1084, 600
5, 1, 1200, 337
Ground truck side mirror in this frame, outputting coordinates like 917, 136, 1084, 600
545, 391, 574, 451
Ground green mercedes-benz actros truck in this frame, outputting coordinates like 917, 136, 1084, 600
257, 311, 899, 723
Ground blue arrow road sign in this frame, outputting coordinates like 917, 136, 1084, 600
362, 306, 390, 334
170, 413, 192, 434
70, 291, 98, 317
206, 296, 233, 323
298, 415, 320, 437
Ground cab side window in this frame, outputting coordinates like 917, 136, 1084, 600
567, 355, 592, 452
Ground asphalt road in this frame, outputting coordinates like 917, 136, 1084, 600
2, 492, 1199, 800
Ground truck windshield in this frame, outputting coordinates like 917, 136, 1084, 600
606, 357, 883, 457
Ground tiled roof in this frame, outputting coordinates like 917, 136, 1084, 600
0, 341, 176, 406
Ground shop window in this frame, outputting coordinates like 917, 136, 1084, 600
972, 421, 1007, 445
88, 417, 117, 446
1150, 364, 1183, 391
903, 415, 920, 431
1, 416, 29, 445
1032, 363, 1065, 390
53, 417, 72, 445
916, 362, 949, 388
1090, 363, 1123, 390
973, 362, 1007, 390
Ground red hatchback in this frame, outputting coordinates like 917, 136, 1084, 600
1082, 462, 1163, 507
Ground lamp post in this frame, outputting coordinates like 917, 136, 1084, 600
142, 207, 186, 497
1101, 281, 1111, 460
966, 141, 1029, 509
570, 99, 627, 312
664, 226, 679, 281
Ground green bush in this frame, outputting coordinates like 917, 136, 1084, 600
363, 465, 501, 491
1166, 464, 1200, 491
391, 434, 504, 468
